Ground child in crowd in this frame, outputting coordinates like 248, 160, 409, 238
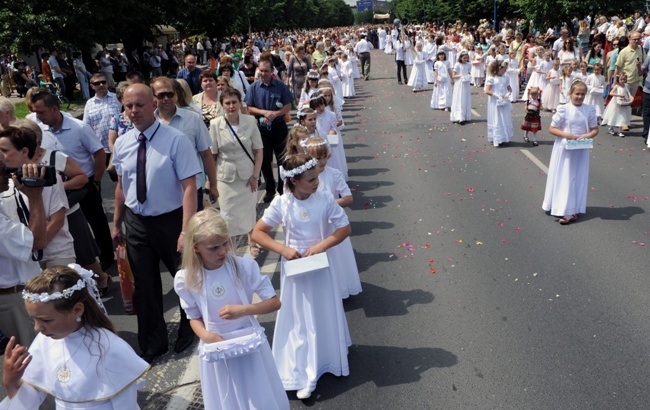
309, 93, 348, 178
602, 73, 632, 137
303, 137, 361, 298
506, 50, 520, 102
584, 63, 606, 123
340, 53, 355, 98
559, 66, 573, 104
2, 265, 149, 408
252, 154, 352, 400
450, 50, 472, 123
298, 70, 320, 112
471, 45, 485, 87
542, 58, 561, 112
174, 209, 289, 409
431, 51, 452, 111
284, 125, 311, 157
407, 43, 428, 92
522, 87, 542, 146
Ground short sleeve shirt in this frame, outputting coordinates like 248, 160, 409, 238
112, 120, 202, 216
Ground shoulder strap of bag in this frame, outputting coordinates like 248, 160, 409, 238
224, 118, 255, 165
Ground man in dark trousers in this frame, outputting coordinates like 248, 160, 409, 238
243, 60, 293, 203
112, 84, 201, 363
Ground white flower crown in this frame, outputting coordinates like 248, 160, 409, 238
23, 279, 86, 303
300, 139, 328, 148
279, 158, 318, 180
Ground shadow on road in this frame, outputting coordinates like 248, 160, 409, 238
295, 345, 457, 403
580, 205, 645, 222
343, 282, 433, 317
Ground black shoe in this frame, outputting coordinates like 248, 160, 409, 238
139, 346, 168, 364
174, 335, 195, 353
263, 193, 275, 203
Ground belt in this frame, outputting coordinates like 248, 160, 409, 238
0, 285, 25, 295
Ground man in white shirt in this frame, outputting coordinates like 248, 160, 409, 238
48, 48, 66, 96
151, 77, 217, 209
552, 29, 569, 59
354, 34, 374, 81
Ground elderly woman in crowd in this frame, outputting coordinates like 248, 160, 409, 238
312, 42, 328, 68
288, 44, 312, 104
192, 69, 224, 128
0, 97, 16, 130
209, 87, 263, 257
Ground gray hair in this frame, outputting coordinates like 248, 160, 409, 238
0, 97, 14, 116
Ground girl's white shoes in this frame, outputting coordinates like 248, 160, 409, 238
297, 388, 311, 399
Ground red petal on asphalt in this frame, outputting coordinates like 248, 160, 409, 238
467, 187, 475, 192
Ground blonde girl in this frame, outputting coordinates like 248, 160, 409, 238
252, 154, 352, 400
303, 137, 361, 298
559, 66, 573, 104
543, 81, 598, 224
309, 92, 348, 178
284, 125, 311, 157
174, 209, 287, 409
584, 63, 606, 122
317, 80, 344, 128
601, 73, 632, 137
542, 58, 562, 111
521, 87, 542, 146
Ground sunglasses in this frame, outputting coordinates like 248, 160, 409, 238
155, 91, 175, 99
91, 80, 107, 86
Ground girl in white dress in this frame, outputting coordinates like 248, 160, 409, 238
535, 52, 553, 95
543, 81, 598, 224
584, 63, 606, 122
252, 154, 352, 400
542, 59, 561, 111
506, 51, 520, 102
346, 44, 361, 79
407, 43, 428, 92
384, 37, 393, 54
601, 73, 633, 137
431, 51, 453, 111
310, 93, 348, 179
485, 60, 514, 147
340, 54, 355, 98
2, 265, 149, 409
326, 57, 344, 100
521, 47, 541, 101
298, 70, 320, 112
559, 66, 573, 104
303, 137, 362, 298
174, 209, 289, 410
319, 81, 345, 129
450, 51, 472, 123
471, 45, 485, 87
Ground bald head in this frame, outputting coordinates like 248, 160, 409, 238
122, 84, 157, 131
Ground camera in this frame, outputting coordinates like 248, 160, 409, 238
4, 166, 57, 187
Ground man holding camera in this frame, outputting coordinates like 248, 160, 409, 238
0, 158, 47, 348
31, 90, 114, 270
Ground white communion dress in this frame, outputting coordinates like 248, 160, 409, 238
262, 191, 351, 396
0, 327, 149, 409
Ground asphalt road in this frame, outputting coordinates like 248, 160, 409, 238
3, 49, 648, 409
273, 50, 649, 409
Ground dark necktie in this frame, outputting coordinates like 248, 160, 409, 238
137, 133, 147, 203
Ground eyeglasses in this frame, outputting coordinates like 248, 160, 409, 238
91, 80, 107, 86
612, 43, 619, 46
155, 91, 175, 100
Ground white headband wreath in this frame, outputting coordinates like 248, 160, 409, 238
279, 158, 318, 180
300, 139, 328, 148
23, 264, 107, 315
